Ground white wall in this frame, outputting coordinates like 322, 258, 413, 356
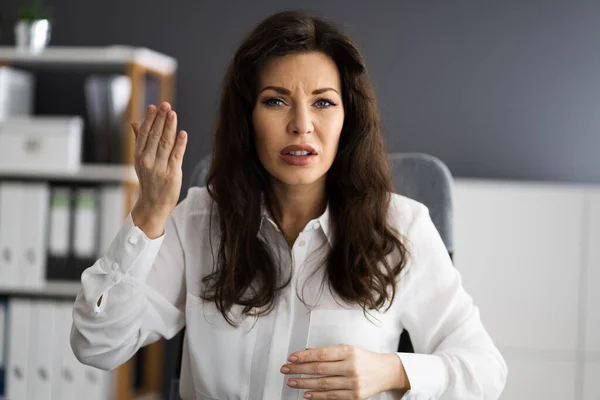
454, 178, 600, 399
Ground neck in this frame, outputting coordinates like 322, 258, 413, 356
267, 178, 327, 247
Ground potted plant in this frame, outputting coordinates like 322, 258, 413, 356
15, 1, 53, 53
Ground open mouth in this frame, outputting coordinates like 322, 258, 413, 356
285, 150, 314, 156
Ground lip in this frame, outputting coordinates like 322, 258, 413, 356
279, 153, 317, 166
280, 144, 318, 155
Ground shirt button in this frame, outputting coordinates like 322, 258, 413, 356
128, 235, 139, 245
313, 222, 320, 230
299, 240, 306, 247
111, 262, 119, 271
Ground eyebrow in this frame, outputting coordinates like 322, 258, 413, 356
258, 86, 340, 95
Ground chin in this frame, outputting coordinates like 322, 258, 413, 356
272, 169, 325, 187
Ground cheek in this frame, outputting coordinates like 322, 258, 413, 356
252, 111, 271, 153
320, 114, 344, 159
252, 110, 284, 170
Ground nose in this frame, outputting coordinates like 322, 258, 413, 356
288, 104, 314, 135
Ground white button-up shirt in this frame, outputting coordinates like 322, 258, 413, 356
70, 187, 507, 400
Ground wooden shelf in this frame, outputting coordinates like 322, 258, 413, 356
0, 45, 177, 75
0, 45, 175, 400
0, 164, 138, 183
0, 280, 81, 298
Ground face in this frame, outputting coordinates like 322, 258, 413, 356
252, 51, 345, 189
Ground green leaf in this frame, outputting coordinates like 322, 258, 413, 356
18, 1, 52, 21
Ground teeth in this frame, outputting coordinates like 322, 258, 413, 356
287, 150, 310, 156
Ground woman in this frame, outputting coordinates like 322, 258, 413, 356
71, 10, 507, 400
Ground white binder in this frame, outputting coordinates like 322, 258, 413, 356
28, 300, 57, 400
83, 364, 113, 400
54, 302, 84, 400
19, 183, 50, 287
0, 67, 34, 119
48, 187, 72, 258
99, 185, 126, 256
73, 188, 98, 259
59, 300, 113, 400
6, 298, 31, 400
0, 183, 22, 287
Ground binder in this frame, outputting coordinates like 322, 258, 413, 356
99, 185, 126, 256
61, 298, 112, 400
6, 298, 31, 400
83, 363, 113, 400
0, 183, 22, 287
55, 302, 84, 400
0, 297, 6, 397
46, 187, 72, 281
84, 75, 131, 164
19, 183, 50, 288
71, 188, 99, 280
28, 300, 57, 400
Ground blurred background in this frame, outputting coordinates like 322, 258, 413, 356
2, 0, 599, 188
0, 1, 599, 400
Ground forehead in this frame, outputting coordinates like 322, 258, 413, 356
257, 51, 341, 91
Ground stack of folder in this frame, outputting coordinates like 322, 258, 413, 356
0, 182, 127, 287
0, 297, 113, 399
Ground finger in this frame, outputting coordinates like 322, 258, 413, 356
144, 101, 171, 161
167, 130, 188, 173
155, 110, 178, 170
281, 360, 348, 376
288, 344, 350, 363
287, 376, 354, 391
131, 122, 140, 139
135, 105, 157, 156
302, 389, 354, 399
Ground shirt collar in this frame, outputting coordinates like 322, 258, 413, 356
259, 193, 334, 247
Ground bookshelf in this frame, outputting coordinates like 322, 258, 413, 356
0, 45, 175, 400
0, 281, 80, 298
0, 164, 138, 183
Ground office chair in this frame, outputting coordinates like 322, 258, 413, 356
387, 152, 454, 352
168, 152, 454, 399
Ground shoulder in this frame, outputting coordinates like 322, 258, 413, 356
388, 192, 451, 273
387, 192, 429, 235
170, 186, 216, 225
182, 186, 214, 214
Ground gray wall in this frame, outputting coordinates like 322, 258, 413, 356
2, 1, 600, 188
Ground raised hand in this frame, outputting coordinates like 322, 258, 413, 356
130, 102, 188, 238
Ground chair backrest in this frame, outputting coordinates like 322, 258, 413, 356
189, 155, 211, 189
388, 152, 454, 256
188, 152, 454, 254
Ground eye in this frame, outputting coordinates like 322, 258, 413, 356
262, 98, 286, 107
313, 98, 336, 108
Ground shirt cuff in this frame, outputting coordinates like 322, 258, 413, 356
79, 213, 166, 314
396, 352, 447, 399
102, 213, 166, 282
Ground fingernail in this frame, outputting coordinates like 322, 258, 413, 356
180, 131, 187, 140
280, 366, 290, 373
288, 356, 298, 362
161, 102, 169, 111
288, 380, 297, 386
304, 394, 312, 399
168, 111, 175, 120
146, 106, 154, 116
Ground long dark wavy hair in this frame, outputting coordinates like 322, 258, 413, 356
203, 10, 409, 324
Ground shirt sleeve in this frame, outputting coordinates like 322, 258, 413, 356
396, 203, 508, 400
70, 200, 187, 371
